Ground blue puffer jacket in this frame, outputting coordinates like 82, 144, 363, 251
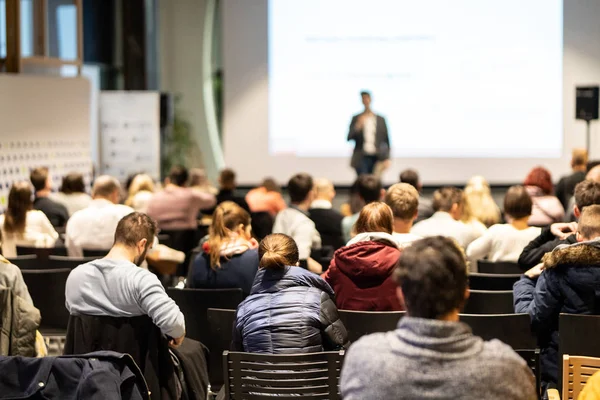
514, 240, 600, 385
233, 266, 349, 353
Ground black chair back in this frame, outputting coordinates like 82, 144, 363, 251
6, 255, 40, 270
161, 229, 198, 276
166, 288, 243, 344
459, 313, 536, 349
16, 245, 68, 259
516, 349, 541, 398
250, 211, 274, 241
223, 350, 345, 399
21, 268, 71, 333
558, 313, 600, 391
468, 273, 521, 290
462, 290, 515, 314
48, 255, 97, 269
338, 310, 405, 343
477, 260, 523, 274
207, 308, 236, 390
82, 248, 110, 258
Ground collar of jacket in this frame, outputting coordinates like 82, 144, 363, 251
543, 239, 600, 269
250, 265, 334, 296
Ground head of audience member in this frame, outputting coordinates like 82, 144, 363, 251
586, 165, 600, 183
262, 178, 281, 193
60, 172, 86, 195
393, 236, 468, 321
503, 185, 533, 224
108, 212, 158, 266
524, 166, 554, 195
360, 90, 371, 111
168, 165, 189, 187
385, 183, 419, 234
288, 173, 315, 209
219, 168, 237, 191
462, 175, 499, 227
125, 172, 143, 192
399, 169, 421, 192
3, 182, 33, 235
313, 178, 336, 204
573, 180, 600, 219
571, 149, 588, 172
356, 174, 383, 208
576, 205, 600, 242
353, 202, 394, 236
207, 201, 252, 268
30, 167, 52, 196
188, 168, 208, 187
258, 233, 299, 269
432, 187, 463, 221
92, 175, 121, 204
125, 174, 154, 206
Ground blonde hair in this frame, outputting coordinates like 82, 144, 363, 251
385, 183, 419, 220
208, 201, 251, 268
125, 174, 155, 207
462, 176, 500, 227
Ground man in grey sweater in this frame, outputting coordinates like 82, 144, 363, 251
340, 236, 536, 400
66, 212, 185, 346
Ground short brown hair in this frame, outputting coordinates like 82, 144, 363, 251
92, 175, 120, 198
399, 169, 419, 189
113, 212, 158, 248
219, 168, 236, 190
259, 233, 299, 269
578, 205, 600, 240
503, 185, 532, 220
385, 183, 419, 220
60, 172, 85, 194
288, 173, 313, 203
354, 202, 394, 235
30, 167, 49, 192
432, 187, 463, 212
574, 180, 600, 211
572, 149, 588, 167
208, 201, 252, 268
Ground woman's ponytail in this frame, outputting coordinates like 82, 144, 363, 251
258, 233, 299, 269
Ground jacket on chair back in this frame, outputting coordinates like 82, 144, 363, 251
232, 266, 349, 353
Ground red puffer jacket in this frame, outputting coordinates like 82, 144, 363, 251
322, 240, 403, 311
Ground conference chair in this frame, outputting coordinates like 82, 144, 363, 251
16, 245, 68, 259
477, 260, 523, 274
5, 255, 40, 270
516, 349, 541, 399
82, 248, 110, 258
459, 313, 536, 349
207, 308, 236, 393
558, 314, 600, 391
48, 255, 97, 270
468, 272, 521, 290
462, 290, 515, 314
547, 355, 600, 400
160, 228, 198, 276
223, 350, 345, 399
338, 310, 405, 343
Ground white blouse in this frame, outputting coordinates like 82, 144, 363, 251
0, 210, 59, 257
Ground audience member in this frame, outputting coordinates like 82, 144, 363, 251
466, 186, 540, 270
514, 204, 600, 388
66, 212, 185, 347
188, 168, 218, 195
518, 179, 600, 269
51, 172, 92, 216
146, 165, 216, 230
187, 202, 259, 296
213, 168, 250, 213
524, 166, 565, 226
308, 178, 345, 250
341, 236, 536, 400
341, 174, 382, 242
399, 169, 434, 223
30, 167, 69, 229
411, 187, 477, 248
124, 174, 155, 213
0, 182, 59, 257
463, 175, 501, 227
323, 202, 402, 311
272, 173, 322, 273
65, 175, 134, 257
384, 183, 422, 247
232, 233, 348, 353
556, 148, 588, 209
245, 178, 287, 217
565, 164, 600, 221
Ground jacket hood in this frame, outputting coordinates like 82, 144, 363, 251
333, 241, 400, 284
543, 239, 600, 269
250, 266, 334, 297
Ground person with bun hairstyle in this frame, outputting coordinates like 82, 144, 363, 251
232, 233, 349, 353
524, 166, 565, 226
187, 201, 259, 296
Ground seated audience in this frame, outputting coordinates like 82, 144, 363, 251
272, 173, 322, 273
514, 204, 600, 389
411, 187, 477, 249
188, 168, 218, 195
565, 164, 600, 221
518, 179, 600, 269
51, 172, 92, 216
463, 175, 501, 228
400, 169, 434, 223
556, 148, 588, 209
65, 212, 185, 346
65, 175, 134, 257
384, 183, 422, 247
308, 178, 345, 250
245, 178, 287, 217
232, 233, 348, 353
524, 166, 565, 226
124, 173, 155, 213
323, 202, 402, 311
213, 168, 250, 213
187, 202, 259, 296
30, 167, 69, 229
341, 236, 536, 400
466, 186, 541, 270
146, 165, 216, 230
0, 182, 59, 257
341, 174, 383, 242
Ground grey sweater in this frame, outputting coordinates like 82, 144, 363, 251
341, 317, 536, 399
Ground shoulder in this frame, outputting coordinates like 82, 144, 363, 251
480, 339, 529, 369
346, 332, 392, 362
27, 209, 49, 220
114, 204, 135, 215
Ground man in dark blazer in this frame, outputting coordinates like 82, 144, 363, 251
347, 91, 391, 176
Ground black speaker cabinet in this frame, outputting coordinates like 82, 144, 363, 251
576, 86, 599, 121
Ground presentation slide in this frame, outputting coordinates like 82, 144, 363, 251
268, 0, 563, 159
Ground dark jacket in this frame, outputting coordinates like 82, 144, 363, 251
514, 240, 600, 384
33, 196, 69, 229
517, 226, 578, 270
0, 351, 149, 399
187, 248, 259, 297
555, 171, 586, 209
216, 190, 251, 213
347, 114, 390, 169
233, 266, 349, 353
322, 240, 402, 311
309, 207, 345, 250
